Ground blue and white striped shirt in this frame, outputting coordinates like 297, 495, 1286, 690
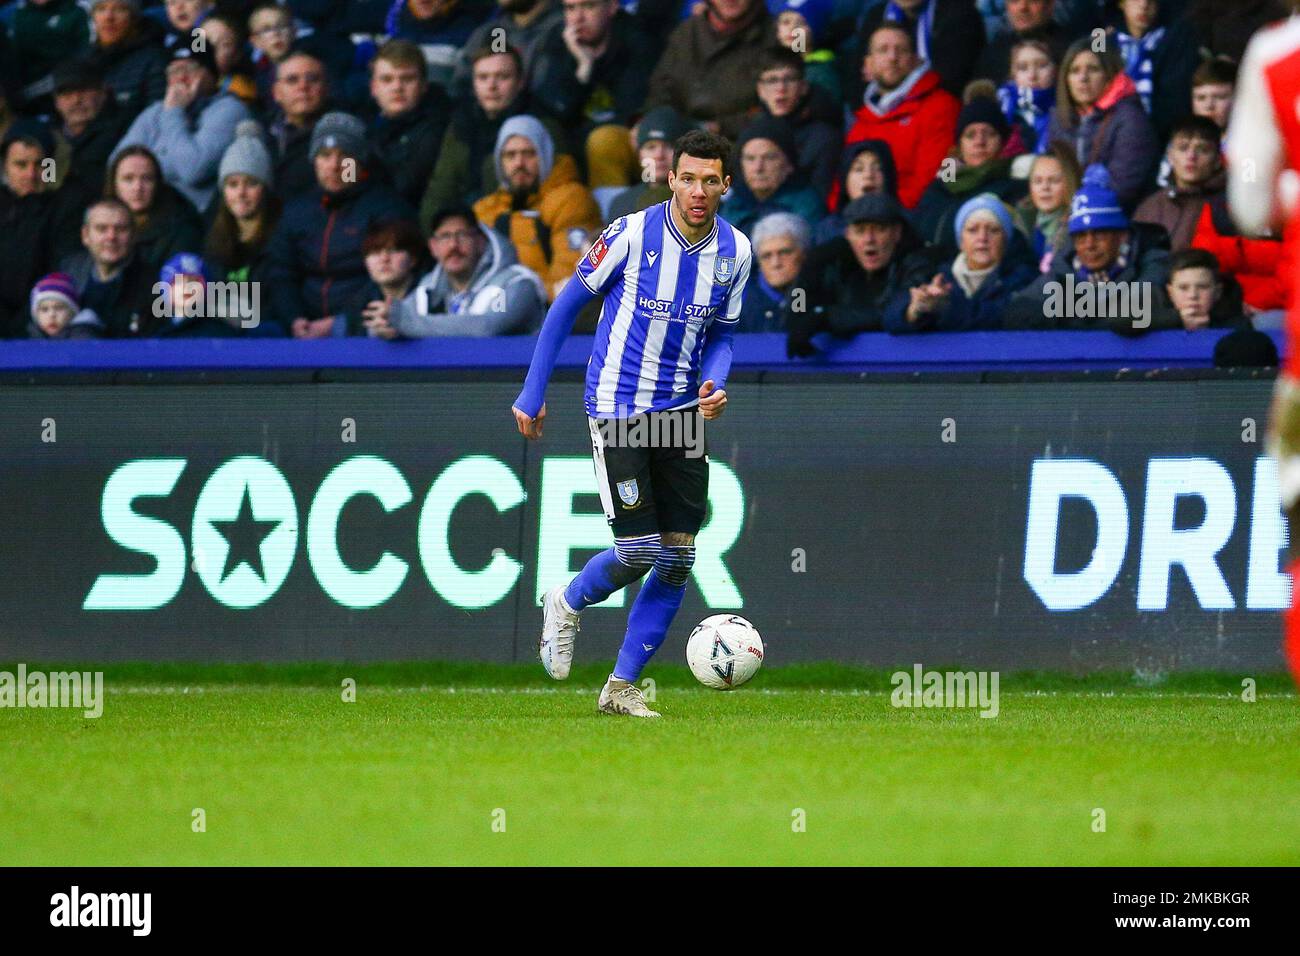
575, 201, 752, 418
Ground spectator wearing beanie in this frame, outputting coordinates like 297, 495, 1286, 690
606, 106, 691, 222
642, 0, 773, 140
912, 96, 1027, 253
105, 145, 205, 279
724, 115, 825, 235
28, 272, 105, 340
752, 46, 841, 200
112, 45, 252, 214
81, 0, 170, 122
1133, 115, 1226, 253
10, 0, 91, 114
152, 250, 247, 336
842, 23, 960, 210
1047, 37, 1160, 212
770, 0, 840, 104
885, 192, 1035, 332
844, 0, 988, 103
264, 111, 414, 337
1101, 0, 1201, 141
528, 0, 657, 189
814, 139, 901, 245
0, 120, 85, 339
471, 115, 601, 301
205, 121, 282, 295
1005, 163, 1171, 330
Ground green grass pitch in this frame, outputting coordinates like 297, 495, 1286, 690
3, 662, 1298, 866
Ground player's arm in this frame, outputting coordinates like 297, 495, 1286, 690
512, 278, 597, 438
698, 245, 751, 420
1228, 32, 1286, 237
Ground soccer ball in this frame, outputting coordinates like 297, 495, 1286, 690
686, 614, 764, 689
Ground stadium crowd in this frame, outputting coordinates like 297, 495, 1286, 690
0, 0, 1289, 358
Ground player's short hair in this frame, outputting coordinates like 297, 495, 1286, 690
758, 46, 806, 79
672, 129, 734, 181
1167, 248, 1222, 282
427, 205, 480, 238
1191, 57, 1237, 89
371, 39, 428, 78
469, 44, 524, 78
1168, 114, 1222, 149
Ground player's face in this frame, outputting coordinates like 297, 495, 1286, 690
668, 154, 729, 229
845, 220, 901, 272
1192, 83, 1232, 129
1072, 228, 1123, 271
1166, 267, 1219, 329
1006, 0, 1052, 33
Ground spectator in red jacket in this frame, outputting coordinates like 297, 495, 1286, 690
1191, 192, 1289, 314
842, 23, 960, 210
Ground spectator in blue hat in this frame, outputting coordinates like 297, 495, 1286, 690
885, 192, 1035, 332
153, 250, 232, 336
1004, 163, 1171, 330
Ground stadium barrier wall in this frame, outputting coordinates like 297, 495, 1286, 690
0, 351, 1288, 671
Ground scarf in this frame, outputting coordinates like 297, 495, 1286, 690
1072, 239, 1131, 284
884, 1, 936, 64
1117, 26, 1165, 114
998, 82, 1055, 154
862, 61, 931, 117
951, 252, 996, 298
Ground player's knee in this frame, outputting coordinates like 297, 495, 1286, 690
654, 545, 695, 587
614, 533, 659, 581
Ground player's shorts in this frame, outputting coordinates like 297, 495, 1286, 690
586, 407, 709, 537
1269, 373, 1300, 510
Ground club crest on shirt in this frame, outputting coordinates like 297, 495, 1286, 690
713, 256, 735, 285
616, 479, 640, 507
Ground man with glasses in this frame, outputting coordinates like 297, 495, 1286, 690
389, 206, 547, 336
753, 46, 839, 198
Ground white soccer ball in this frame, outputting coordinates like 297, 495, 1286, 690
686, 614, 764, 689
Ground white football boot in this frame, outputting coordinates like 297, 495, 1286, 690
539, 586, 580, 679
597, 675, 661, 718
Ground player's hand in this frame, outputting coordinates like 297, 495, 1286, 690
698, 379, 727, 420
513, 402, 546, 439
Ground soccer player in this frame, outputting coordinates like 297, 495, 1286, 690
1228, 10, 1300, 686
511, 129, 752, 717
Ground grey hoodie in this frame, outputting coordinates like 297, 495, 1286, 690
391, 223, 547, 337
493, 114, 554, 190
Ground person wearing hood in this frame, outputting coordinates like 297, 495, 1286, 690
844, 0, 987, 102
1046, 37, 1160, 212
752, 46, 840, 200
813, 139, 901, 245
471, 115, 602, 301
1101, 0, 1201, 141
885, 192, 1036, 332
418, 45, 570, 234
364, 40, 452, 208
111, 45, 252, 214
723, 116, 825, 235
388, 205, 547, 336
912, 96, 1027, 254
842, 23, 960, 210
1004, 163, 1171, 331
81, 0, 170, 122
1133, 115, 1225, 253
784, 192, 936, 356
642, 0, 773, 140
264, 111, 415, 336
51, 62, 134, 196
770, 0, 839, 103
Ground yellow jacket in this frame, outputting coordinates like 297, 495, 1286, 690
473, 153, 602, 301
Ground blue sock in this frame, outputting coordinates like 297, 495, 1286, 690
613, 570, 686, 682
563, 548, 640, 611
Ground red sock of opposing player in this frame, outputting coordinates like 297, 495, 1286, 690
1286, 559, 1300, 686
